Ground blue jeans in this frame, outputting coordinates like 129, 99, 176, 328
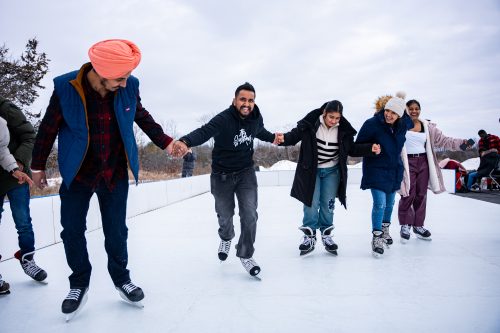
0, 184, 35, 255
467, 171, 478, 189
210, 167, 258, 259
59, 179, 130, 288
302, 166, 340, 232
370, 189, 396, 231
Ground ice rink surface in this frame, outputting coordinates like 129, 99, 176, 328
1, 185, 499, 333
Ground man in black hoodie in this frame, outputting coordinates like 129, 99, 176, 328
174, 82, 279, 278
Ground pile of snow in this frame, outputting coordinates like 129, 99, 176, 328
259, 160, 297, 171
259, 160, 363, 171
461, 157, 480, 171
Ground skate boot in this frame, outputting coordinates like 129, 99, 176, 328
381, 222, 393, 246
240, 257, 261, 278
413, 226, 432, 240
116, 281, 145, 307
298, 226, 316, 256
62, 287, 89, 321
372, 230, 385, 258
400, 224, 411, 243
218, 239, 231, 261
14, 250, 47, 283
321, 226, 338, 255
0, 274, 10, 295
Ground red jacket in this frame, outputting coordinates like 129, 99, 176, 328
478, 134, 500, 154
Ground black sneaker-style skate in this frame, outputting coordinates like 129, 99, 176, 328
298, 226, 316, 256
413, 226, 432, 240
321, 226, 338, 255
218, 239, 231, 261
400, 224, 411, 243
14, 250, 47, 283
240, 257, 261, 278
62, 287, 89, 321
372, 230, 385, 258
116, 281, 145, 307
381, 222, 393, 246
470, 183, 481, 192
0, 274, 10, 295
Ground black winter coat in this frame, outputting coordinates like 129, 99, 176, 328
283, 107, 374, 208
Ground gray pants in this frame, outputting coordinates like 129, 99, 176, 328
210, 167, 258, 259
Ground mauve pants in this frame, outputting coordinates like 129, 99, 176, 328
398, 155, 429, 226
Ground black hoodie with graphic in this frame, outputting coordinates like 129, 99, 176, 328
180, 104, 274, 173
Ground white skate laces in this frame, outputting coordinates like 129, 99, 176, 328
121, 282, 139, 294
218, 240, 231, 255
65, 288, 83, 301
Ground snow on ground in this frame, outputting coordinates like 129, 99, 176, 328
0, 184, 499, 333
462, 157, 480, 171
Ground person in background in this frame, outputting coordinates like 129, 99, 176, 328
355, 92, 413, 257
280, 100, 380, 256
173, 82, 281, 278
398, 99, 470, 242
468, 129, 500, 191
181, 150, 196, 177
0, 98, 46, 287
31, 39, 175, 318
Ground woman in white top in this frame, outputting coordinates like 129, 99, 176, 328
398, 99, 468, 242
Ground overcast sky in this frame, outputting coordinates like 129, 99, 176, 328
1, 0, 499, 141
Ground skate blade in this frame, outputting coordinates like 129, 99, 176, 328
372, 251, 383, 258
36, 279, 49, 285
299, 248, 315, 256
325, 250, 338, 256
400, 238, 409, 244
118, 290, 145, 308
416, 235, 432, 241
64, 292, 88, 322
0, 290, 10, 295
252, 275, 262, 281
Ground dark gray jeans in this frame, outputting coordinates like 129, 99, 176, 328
210, 167, 258, 259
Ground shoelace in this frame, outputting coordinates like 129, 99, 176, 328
21, 259, 43, 278
240, 258, 258, 272
322, 235, 335, 246
401, 225, 411, 235
65, 289, 82, 301
121, 282, 138, 294
301, 236, 316, 247
373, 236, 385, 249
414, 226, 428, 234
218, 240, 231, 254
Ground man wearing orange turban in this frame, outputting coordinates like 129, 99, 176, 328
31, 39, 176, 320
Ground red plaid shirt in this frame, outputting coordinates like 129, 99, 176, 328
32, 66, 172, 190
478, 134, 500, 154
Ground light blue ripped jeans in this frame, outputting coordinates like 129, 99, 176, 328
302, 165, 340, 232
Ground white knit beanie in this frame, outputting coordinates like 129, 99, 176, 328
384, 91, 406, 117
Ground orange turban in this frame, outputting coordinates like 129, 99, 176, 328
88, 39, 142, 79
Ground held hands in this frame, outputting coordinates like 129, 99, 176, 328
171, 140, 189, 158
372, 144, 381, 155
32, 170, 47, 189
273, 133, 284, 145
11, 169, 34, 186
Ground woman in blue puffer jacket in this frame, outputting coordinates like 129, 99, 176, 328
356, 92, 413, 257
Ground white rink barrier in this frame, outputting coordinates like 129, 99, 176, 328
0, 169, 455, 260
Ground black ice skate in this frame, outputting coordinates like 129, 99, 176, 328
0, 273, 10, 295
240, 257, 261, 279
372, 230, 385, 258
14, 250, 47, 283
298, 226, 316, 256
381, 222, 393, 246
218, 239, 231, 261
62, 287, 89, 322
116, 281, 145, 308
413, 226, 432, 240
321, 226, 338, 255
400, 224, 411, 243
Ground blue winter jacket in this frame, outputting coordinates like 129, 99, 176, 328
356, 111, 413, 193
54, 63, 140, 188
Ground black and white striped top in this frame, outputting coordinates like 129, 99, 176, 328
316, 115, 339, 168
317, 138, 339, 167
